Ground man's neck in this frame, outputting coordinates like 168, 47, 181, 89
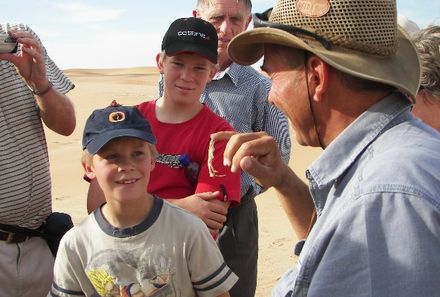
218, 57, 233, 72
320, 89, 392, 147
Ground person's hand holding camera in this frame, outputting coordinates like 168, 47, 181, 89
0, 30, 50, 95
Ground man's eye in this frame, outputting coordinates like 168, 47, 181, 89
210, 16, 222, 23
231, 17, 243, 24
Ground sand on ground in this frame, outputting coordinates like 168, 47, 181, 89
46, 67, 322, 296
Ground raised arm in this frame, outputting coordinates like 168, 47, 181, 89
1, 30, 75, 135
212, 131, 315, 239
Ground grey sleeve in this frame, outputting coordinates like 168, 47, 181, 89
187, 220, 238, 296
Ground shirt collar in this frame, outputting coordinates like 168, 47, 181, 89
307, 92, 412, 190
212, 63, 242, 87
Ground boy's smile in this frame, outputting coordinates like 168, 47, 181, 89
115, 178, 139, 185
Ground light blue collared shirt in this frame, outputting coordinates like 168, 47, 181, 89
274, 92, 440, 297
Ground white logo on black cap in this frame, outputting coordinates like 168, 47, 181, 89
177, 30, 210, 40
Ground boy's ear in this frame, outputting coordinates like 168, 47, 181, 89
156, 53, 164, 74
82, 162, 96, 180
150, 159, 156, 171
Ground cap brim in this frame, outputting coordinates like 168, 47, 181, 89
84, 129, 156, 155
166, 43, 217, 64
228, 27, 420, 100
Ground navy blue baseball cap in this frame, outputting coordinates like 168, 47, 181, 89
82, 101, 156, 154
161, 17, 218, 64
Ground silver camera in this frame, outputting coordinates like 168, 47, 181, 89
0, 32, 18, 54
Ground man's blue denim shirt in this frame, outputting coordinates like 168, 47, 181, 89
274, 92, 440, 297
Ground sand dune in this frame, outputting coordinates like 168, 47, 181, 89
46, 67, 322, 296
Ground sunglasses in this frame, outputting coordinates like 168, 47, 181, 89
253, 8, 332, 50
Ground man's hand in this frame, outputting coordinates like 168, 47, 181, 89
211, 131, 289, 189
168, 191, 229, 237
0, 30, 49, 91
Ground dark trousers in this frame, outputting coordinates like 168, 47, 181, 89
218, 198, 259, 297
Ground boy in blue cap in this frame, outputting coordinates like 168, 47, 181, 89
50, 101, 237, 297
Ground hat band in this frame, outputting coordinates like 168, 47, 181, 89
254, 7, 397, 56
254, 8, 332, 50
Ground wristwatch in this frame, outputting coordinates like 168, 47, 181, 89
32, 81, 53, 96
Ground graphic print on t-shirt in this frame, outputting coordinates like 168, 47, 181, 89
86, 248, 174, 297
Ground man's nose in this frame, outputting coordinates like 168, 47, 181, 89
218, 19, 233, 35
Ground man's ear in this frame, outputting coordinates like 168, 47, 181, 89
307, 55, 330, 102
208, 64, 218, 81
192, 9, 198, 17
245, 14, 252, 29
82, 162, 95, 180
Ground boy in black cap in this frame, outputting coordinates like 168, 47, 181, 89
87, 17, 241, 239
50, 102, 237, 297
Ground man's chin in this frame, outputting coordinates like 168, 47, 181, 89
217, 48, 230, 60
218, 43, 228, 53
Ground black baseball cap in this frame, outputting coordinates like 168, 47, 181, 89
82, 101, 156, 154
161, 17, 218, 64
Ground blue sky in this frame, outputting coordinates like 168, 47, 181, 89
2, 0, 439, 69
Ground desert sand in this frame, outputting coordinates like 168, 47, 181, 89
46, 67, 322, 296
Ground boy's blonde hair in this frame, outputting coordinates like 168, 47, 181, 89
81, 137, 159, 166
158, 50, 219, 71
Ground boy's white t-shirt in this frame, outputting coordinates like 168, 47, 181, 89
51, 197, 237, 297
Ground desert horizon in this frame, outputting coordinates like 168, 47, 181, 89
46, 66, 323, 296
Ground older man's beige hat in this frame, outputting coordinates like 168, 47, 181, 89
228, 0, 420, 100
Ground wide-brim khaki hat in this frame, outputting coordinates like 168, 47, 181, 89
228, 0, 420, 100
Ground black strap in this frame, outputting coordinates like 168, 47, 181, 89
0, 223, 44, 238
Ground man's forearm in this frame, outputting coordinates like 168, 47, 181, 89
275, 166, 315, 240
36, 87, 76, 136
